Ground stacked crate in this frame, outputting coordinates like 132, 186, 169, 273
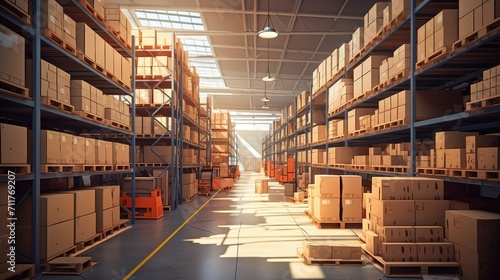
90, 186, 121, 233
465, 135, 499, 170
364, 177, 455, 264
182, 173, 198, 200
417, 10, 458, 63
469, 65, 500, 104
67, 190, 96, 244
104, 3, 132, 46
434, 131, 479, 169
328, 78, 353, 113
364, 2, 390, 45
458, 0, 500, 39
327, 119, 345, 139
353, 55, 389, 100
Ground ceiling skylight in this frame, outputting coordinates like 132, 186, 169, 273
132, 9, 226, 89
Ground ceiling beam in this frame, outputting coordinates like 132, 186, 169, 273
201, 88, 303, 95
171, 30, 354, 36
116, 4, 364, 20
191, 56, 321, 63
210, 43, 331, 56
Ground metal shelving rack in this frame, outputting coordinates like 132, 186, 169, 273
0, 0, 135, 274
267, 0, 500, 189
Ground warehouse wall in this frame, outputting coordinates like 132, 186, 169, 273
235, 129, 268, 171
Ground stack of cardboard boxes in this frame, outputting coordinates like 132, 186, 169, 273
255, 179, 269, 194
311, 149, 326, 165
458, 0, 500, 39
0, 123, 27, 165
103, 3, 132, 47
295, 91, 310, 111
327, 119, 345, 139
353, 55, 389, 100
310, 175, 363, 224
311, 125, 326, 143
465, 135, 499, 170
26, 59, 69, 104
328, 78, 353, 113
182, 173, 198, 200
364, 2, 390, 45
469, 65, 500, 103
91, 186, 120, 233
417, 10, 458, 63
347, 108, 376, 134
379, 44, 411, 86
445, 210, 500, 280
302, 240, 361, 261
0, 24, 25, 88
434, 131, 479, 169
70, 80, 104, 116
364, 177, 454, 263
42, 0, 64, 39
327, 147, 353, 165
297, 172, 310, 190
68, 189, 96, 244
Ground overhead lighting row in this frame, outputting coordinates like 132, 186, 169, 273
259, 0, 278, 109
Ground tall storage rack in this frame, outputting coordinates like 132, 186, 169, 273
0, 0, 135, 274
267, 0, 500, 192
199, 102, 211, 167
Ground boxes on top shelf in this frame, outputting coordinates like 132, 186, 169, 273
0, 123, 27, 164
0, 24, 25, 87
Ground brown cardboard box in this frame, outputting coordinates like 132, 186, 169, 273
38, 130, 61, 164
113, 49, 122, 81
370, 198, 415, 226
411, 178, 444, 200
94, 33, 105, 66
72, 136, 85, 164
365, 230, 380, 256
329, 244, 361, 260
302, 240, 331, 259
371, 177, 412, 200
143, 145, 173, 163
327, 147, 353, 164
341, 175, 362, 198
75, 212, 96, 243
454, 243, 498, 280
24, 193, 74, 227
435, 131, 479, 150
42, 219, 74, 260
445, 210, 500, 254
112, 205, 120, 226
459, 11, 475, 39
60, 132, 73, 164
96, 207, 113, 232
66, 189, 95, 217
436, 149, 446, 168
312, 125, 326, 142
477, 147, 499, 169
0, 123, 27, 164
254, 179, 269, 194
417, 242, 454, 262
308, 185, 314, 215
341, 198, 362, 222
466, 135, 499, 154
376, 226, 415, 243
96, 140, 107, 165
445, 148, 466, 169
294, 192, 305, 201
313, 197, 340, 223
84, 138, 96, 164
0, 24, 25, 86
381, 243, 417, 262
91, 185, 120, 211
414, 200, 450, 227
414, 225, 443, 242
314, 175, 341, 198
76, 23, 95, 61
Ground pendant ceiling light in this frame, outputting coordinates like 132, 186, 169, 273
261, 80, 270, 102
262, 40, 276, 82
258, 0, 279, 39
262, 102, 270, 109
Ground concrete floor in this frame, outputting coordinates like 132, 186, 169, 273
39, 172, 427, 280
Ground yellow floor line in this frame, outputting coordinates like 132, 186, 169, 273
123, 189, 222, 280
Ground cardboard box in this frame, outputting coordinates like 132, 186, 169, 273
331, 244, 362, 260
314, 175, 341, 198
313, 197, 340, 223
91, 185, 120, 211
84, 138, 96, 164
302, 240, 331, 259
42, 219, 74, 260
72, 136, 85, 164
75, 212, 96, 243
95, 140, 106, 165
417, 242, 454, 262
341, 198, 362, 222
312, 125, 326, 142
445, 210, 500, 254
340, 175, 362, 198
436, 149, 446, 168
255, 179, 269, 194
365, 230, 380, 256
411, 178, 444, 200
0, 24, 25, 86
414, 200, 450, 227
376, 226, 415, 243
66, 189, 95, 217
454, 243, 498, 280
96, 207, 113, 232
414, 226, 443, 242
370, 198, 415, 226
60, 132, 73, 164
435, 131, 479, 150
466, 135, 499, 154
76, 23, 95, 61
144, 145, 173, 163
381, 243, 417, 262
477, 147, 499, 169
0, 123, 27, 164
445, 148, 466, 169
371, 177, 412, 200
294, 192, 305, 202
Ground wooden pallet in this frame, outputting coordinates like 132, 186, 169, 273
112, 164, 130, 171
298, 248, 364, 266
371, 165, 409, 174
182, 193, 198, 202
163, 205, 172, 211
305, 211, 362, 229
0, 78, 30, 98
77, 0, 105, 24
346, 164, 367, 171
104, 119, 131, 131
75, 234, 104, 251
0, 164, 31, 174
466, 95, 500, 111
384, 11, 406, 33
74, 110, 104, 123
348, 128, 369, 137
327, 163, 346, 169
41, 97, 75, 113
0, 264, 35, 280
327, 135, 345, 142
107, 25, 132, 51
388, 70, 410, 84
453, 17, 500, 51
416, 46, 451, 70
43, 257, 95, 275
361, 244, 460, 277
43, 246, 78, 263
100, 219, 130, 239
43, 29, 77, 56
416, 167, 449, 176
373, 118, 409, 132
448, 169, 500, 181
0, 0, 30, 24
40, 164, 78, 173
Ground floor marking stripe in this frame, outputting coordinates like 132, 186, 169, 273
123, 189, 222, 280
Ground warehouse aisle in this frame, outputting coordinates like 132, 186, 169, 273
41, 172, 386, 280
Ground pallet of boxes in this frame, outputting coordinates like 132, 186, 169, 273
306, 175, 363, 229
362, 177, 460, 277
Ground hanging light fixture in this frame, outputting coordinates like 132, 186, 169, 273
262, 40, 276, 82
258, 0, 279, 39
262, 102, 270, 109
261, 80, 270, 102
